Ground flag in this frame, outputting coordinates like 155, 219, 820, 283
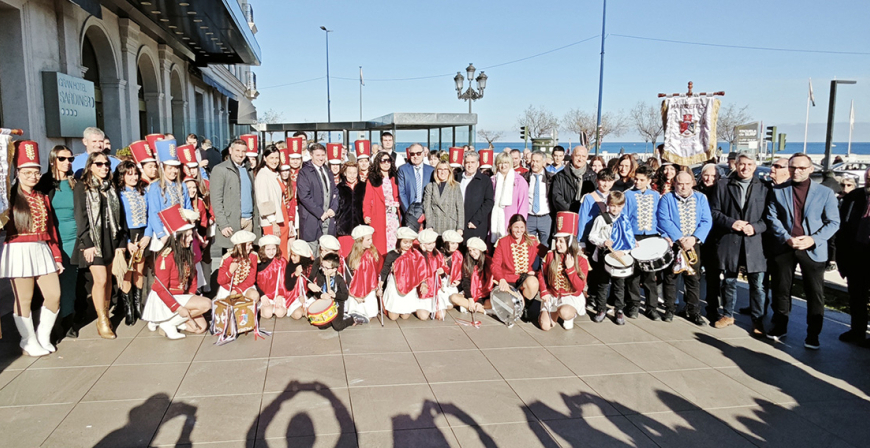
661, 96, 720, 166
808, 78, 816, 107
359, 66, 364, 86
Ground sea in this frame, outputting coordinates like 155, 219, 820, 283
400, 141, 870, 156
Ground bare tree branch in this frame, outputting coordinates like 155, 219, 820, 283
716, 104, 752, 149
562, 109, 628, 148
257, 108, 285, 125
629, 101, 664, 148
477, 129, 504, 147
516, 105, 558, 138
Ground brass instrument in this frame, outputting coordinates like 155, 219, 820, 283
675, 247, 699, 276
126, 235, 143, 272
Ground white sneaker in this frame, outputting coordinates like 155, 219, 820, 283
563, 318, 575, 330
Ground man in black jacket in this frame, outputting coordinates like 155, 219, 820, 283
551, 145, 596, 213
456, 151, 494, 243
710, 154, 769, 333
836, 167, 870, 345
522, 151, 554, 244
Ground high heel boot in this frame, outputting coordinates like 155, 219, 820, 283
95, 301, 116, 339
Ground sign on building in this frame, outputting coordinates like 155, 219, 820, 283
42, 72, 96, 137
735, 122, 760, 154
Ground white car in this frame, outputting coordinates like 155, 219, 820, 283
831, 162, 868, 186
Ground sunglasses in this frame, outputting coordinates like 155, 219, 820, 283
379, 159, 392, 164
408, 151, 423, 157
56, 156, 74, 162
93, 162, 109, 168
771, 164, 786, 169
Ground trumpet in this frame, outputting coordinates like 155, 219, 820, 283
673, 245, 699, 276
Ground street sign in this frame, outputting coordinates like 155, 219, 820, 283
735, 122, 760, 154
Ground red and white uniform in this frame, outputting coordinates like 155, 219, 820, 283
0, 189, 62, 278
346, 250, 383, 318
383, 249, 425, 314
257, 257, 291, 307
142, 249, 197, 323
492, 235, 547, 284
469, 256, 494, 301
436, 250, 463, 311
536, 252, 589, 314
216, 252, 258, 298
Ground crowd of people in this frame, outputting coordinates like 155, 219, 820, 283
4, 126, 868, 358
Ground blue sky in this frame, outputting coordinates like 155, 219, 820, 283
251, 0, 870, 142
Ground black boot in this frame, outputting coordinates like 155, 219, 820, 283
131, 287, 143, 321
122, 289, 136, 326
62, 313, 78, 339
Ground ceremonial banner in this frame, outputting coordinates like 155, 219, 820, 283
661, 97, 720, 165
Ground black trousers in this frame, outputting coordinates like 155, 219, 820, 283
662, 242, 701, 315
627, 235, 660, 309
770, 249, 826, 337
702, 244, 721, 318
325, 300, 355, 332
589, 256, 626, 312
847, 267, 870, 334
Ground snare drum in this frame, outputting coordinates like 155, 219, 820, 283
489, 288, 525, 327
604, 252, 635, 278
307, 298, 339, 327
631, 237, 674, 272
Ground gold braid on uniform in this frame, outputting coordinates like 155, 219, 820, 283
677, 195, 697, 238
510, 237, 530, 276
234, 257, 251, 287
27, 194, 47, 234
554, 258, 574, 294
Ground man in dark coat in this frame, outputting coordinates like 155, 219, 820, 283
710, 154, 769, 332
835, 167, 870, 345
296, 143, 339, 245
456, 151, 494, 243
550, 145, 596, 213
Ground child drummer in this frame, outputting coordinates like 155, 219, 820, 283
307, 253, 362, 331
587, 191, 636, 325
624, 165, 662, 320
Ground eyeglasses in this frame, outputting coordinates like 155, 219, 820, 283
771, 164, 786, 169
18, 170, 40, 178
789, 165, 812, 171
93, 162, 109, 168
379, 159, 391, 164
408, 152, 423, 157
56, 156, 74, 162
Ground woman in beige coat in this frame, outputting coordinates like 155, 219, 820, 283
422, 160, 464, 235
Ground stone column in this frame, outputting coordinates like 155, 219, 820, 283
118, 19, 142, 140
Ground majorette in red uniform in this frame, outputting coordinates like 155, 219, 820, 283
448, 237, 493, 314
382, 227, 423, 318
2, 141, 63, 357
142, 204, 211, 339
216, 230, 260, 302
491, 217, 548, 299
255, 234, 291, 319
436, 229, 464, 314
183, 175, 213, 292
345, 225, 383, 320
399, 228, 445, 319
536, 211, 589, 331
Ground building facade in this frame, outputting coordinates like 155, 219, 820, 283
0, 0, 260, 159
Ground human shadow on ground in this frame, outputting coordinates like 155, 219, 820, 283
389, 399, 501, 447
94, 393, 197, 448
250, 380, 356, 448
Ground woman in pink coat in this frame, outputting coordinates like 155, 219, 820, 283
490, 151, 529, 243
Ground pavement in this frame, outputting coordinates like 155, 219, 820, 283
1, 284, 869, 448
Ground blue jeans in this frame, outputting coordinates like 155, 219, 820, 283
526, 214, 552, 246
721, 271, 764, 318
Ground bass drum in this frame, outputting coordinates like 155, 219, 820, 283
631, 237, 674, 272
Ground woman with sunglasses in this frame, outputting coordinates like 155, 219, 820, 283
4, 141, 64, 356
72, 152, 129, 339
35, 145, 80, 338
362, 151, 401, 255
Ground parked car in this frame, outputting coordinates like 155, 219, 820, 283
831, 162, 868, 186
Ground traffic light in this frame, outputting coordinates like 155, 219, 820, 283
778, 133, 787, 153
765, 126, 777, 142
520, 126, 527, 140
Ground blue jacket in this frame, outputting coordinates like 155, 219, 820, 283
145, 181, 192, 240
657, 191, 712, 243
120, 186, 148, 232
625, 188, 661, 236
766, 180, 840, 263
576, 190, 608, 244
396, 163, 434, 213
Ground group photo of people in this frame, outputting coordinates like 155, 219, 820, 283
4, 125, 867, 359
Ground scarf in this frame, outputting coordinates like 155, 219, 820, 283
85, 177, 121, 258
570, 164, 587, 202
491, 169, 516, 243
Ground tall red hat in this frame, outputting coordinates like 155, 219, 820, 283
279, 146, 291, 170
158, 204, 196, 235
240, 134, 258, 157
14, 140, 40, 169
354, 140, 371, 159
326, 143, 342, 164
478, 148, 494, 169
176, 144, 198, 168
449, 147, 463, 168
286, 137, 303, 158
129, 140, 156, 165
145, 134, 163, 152
554, 211, 579, 238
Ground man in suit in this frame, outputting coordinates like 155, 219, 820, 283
550, 145, 596, 213
457, 151, 494, 243
296, 143, 339, 245
522, 151, 554, 244
766, 153, 840, 349
836, 167, 870, 346
710, 154, 769, 333
211, 139, 261, 251
380, 132, 405, 167
397, 143, 434, 231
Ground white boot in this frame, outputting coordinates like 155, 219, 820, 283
563, 318, 575, 330
147, 322, 158, 332
13, 315, 49, 357
36, 306, 58, 352
157, 314, 189, 340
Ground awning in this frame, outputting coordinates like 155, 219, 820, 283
236, 97, 257, 125
201, 73, 236, 100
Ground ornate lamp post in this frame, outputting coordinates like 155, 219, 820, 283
454, 63, 487, 146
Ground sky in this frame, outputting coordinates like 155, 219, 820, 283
250, 0, 870, 143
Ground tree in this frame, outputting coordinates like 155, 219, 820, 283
516, 105, 558, 139
477, 129, 503, 147
257, 109, 285, 143
561, 109, 628, 150
716, 103, 752, 151
629, 101, 664, 150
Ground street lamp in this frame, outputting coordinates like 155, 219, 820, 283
823, 79, 857, 170
320, 26, 332, 141
455, 63, 487, 146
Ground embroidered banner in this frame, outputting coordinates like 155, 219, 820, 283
661, 97, 720, 166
